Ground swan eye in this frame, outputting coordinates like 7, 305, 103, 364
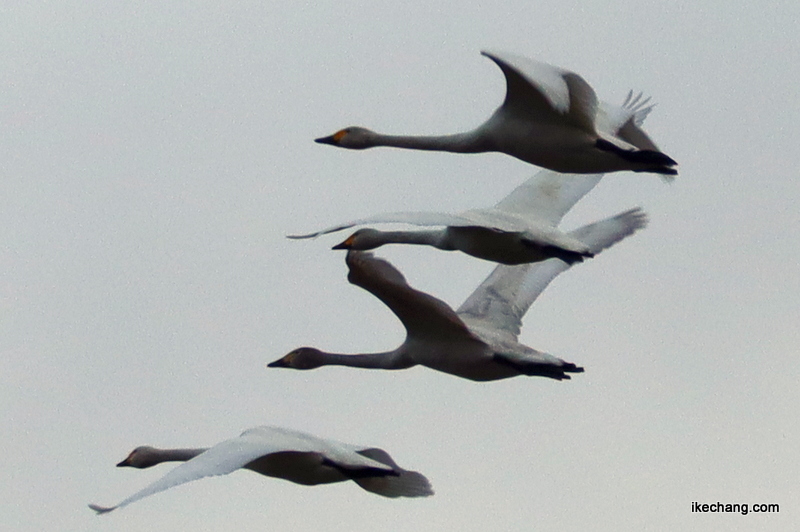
332, 129, 349, 142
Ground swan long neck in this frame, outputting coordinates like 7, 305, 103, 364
369, 130, 490, 153
153, 448, 207, 464
375, 229, 453, 250
315, 349, 414, 370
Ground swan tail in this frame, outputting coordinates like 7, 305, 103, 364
595, 139, 677, 180
493, 353, 585, 380
539, 245, 593, 265
353, 469, 435, 498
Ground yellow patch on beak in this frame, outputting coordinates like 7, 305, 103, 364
332, 129, 348, 142
332, 234, 356, 250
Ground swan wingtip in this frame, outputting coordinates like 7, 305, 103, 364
88, 503, 116, 515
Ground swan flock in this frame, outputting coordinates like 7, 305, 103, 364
92, 50, 674, 516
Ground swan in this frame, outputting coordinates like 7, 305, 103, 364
315, 50, 677, 177
288, 169, 608, 265
89, 425, 433, 514
270, 207, 647, 381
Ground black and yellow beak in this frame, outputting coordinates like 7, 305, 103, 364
315, 129, 348, 145
332, 234, 355, 250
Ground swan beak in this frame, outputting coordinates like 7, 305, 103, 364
316, 129, 348, 145
314, 135, 337, 146
332, 234, 355, 250
267, 357, 289, 368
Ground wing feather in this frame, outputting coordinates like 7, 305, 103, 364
346, 251, 479, 342
290, 169, 605, 241
287, 212, 475, 239
457, 208, 648, 338
493, 170, 604, 226
596, 91, 659, 151
481, 49, 571, 117
90, 430, 289, 513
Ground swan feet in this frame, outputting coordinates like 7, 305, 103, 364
528, 242, 593, 265
594, 139, 678, 176
321, 458, 400, 479
492, 353, 584, 380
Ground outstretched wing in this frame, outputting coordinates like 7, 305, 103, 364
287, 211, 474, 239
492, 169, 604, 226
569, 208, 648, 254
596, 91, 659, 151
89, 429, 289, 514
481, 50, 598, 133
457, 208, 648, 339
346, 251, 479, 342
290, 170, 604, 241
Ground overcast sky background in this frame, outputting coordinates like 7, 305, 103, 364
3, 1, 798, 530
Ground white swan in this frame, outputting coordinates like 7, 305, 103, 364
289, 169, 607, 265
270, 207, 647, 381
89, 426, 433, 514
315, 50, 677, 177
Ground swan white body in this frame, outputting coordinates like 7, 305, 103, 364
270, 207, 647, 381
289, 169, 607, 265
316, 50, 677, 177
90, 426, 433, 514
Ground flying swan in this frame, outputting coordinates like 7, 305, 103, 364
89, 425, 433, 514
270, 207, 647, 381
315, 50, 677, 177
289, 169, 611, 265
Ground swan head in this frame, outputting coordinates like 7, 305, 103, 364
116, 446, 160, 469
268, 347, 325, 370
332, 228, 383, 250
315, 127, 376, 149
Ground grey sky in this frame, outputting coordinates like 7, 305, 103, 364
2, 1, 798, 530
